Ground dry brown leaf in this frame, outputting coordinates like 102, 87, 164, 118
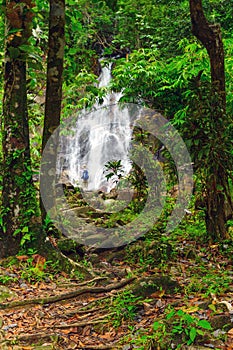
16, 255, 29, 262
100, 332, 113, 340
150, 289, 165, 298
32, 254, 46, 270
82, 325, 91, 336
226, 328, 233, 349
180, 306, 199, 313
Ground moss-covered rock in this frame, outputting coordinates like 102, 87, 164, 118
131, 275, 182, 298
57, 238, 85, 259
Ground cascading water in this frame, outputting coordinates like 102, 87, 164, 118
58, 62, 137, 192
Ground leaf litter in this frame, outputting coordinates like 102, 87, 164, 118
0, 241, 232, 349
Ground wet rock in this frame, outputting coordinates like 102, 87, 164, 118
84, 233, 107, 245
72, 206, 95, 217
105, 188, 118, 200
117, 189, 134, 201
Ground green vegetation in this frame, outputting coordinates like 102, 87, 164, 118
0, 0, 232, 348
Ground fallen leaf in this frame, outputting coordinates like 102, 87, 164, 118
150, 290, 165, 298
180, 306, 200, 313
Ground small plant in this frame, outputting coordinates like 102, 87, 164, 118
128, 307, 212, 349
0, 274, 17, 285
109, 290, 142, 327
156, 308, 212, 348
19, 256, 53, 283
104, 159, 125, 185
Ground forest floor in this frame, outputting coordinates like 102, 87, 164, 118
0, 239, 233, 350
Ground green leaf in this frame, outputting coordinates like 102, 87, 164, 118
189, 327, 197, 342
13, 228, 21, 237
196, 329, 204, 335
68, 47, 78, 55
28, 52, 42, 62
28, 59, 43, 70
177, 309, 185, 317
208, 304, 216, 312
71, 21, 82, 32
153, 321, 161, 330
198, 319, 212, 330
166, 310, 175, 320
19, 44, 32, 52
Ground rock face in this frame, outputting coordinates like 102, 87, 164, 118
105, 188, 118, 200
117, 189, 135, 201
56, 170, 75, 191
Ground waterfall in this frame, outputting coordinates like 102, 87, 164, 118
58, 62, 137, 192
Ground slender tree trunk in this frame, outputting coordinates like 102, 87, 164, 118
190, 0, 226, 104
1, 0, 38, 257
40, 0, 65, 222
189, 0, 229, 240
42, 0, 65, 151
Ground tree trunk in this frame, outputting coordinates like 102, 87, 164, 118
42, 0, 65, 151
189, 0, 229, 240
190, 0, 226, 104
40, 0, 65, 222
1, 0, 39, 257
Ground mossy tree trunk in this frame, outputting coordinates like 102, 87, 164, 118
1, 0, 39, 257
40, 0, 65, 223
190, 0, 230, 240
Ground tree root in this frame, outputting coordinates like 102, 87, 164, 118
65, 305, 106, 317
75, 276, 108, 286
54, 314, 113, 328
77, 345, 121, 349
0, 277, 136, 309
64, 291, 119, 316
57, 276, 108, 288
1, 332, 60, 344
60, 251, 96, 277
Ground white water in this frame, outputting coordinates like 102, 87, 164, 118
58, 63, 136, 191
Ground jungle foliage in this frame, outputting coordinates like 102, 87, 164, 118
0, 0, 232, 253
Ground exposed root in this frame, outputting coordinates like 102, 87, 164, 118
0, 277, 136, 309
